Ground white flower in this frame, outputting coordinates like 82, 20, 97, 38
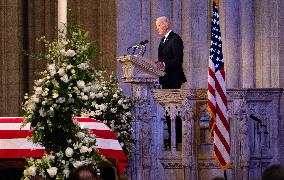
77, 132, 85, 139
63, 169, 70, 178
110, 108, 117, 113
61, 74, 69, 83
73, 161, 83, 168
47, 167, 58, 177
58, 68, 65, 76
96, 92, 103, 98
71, 69, 76, 74
48, 64, 56, 71
56, 97, 65, 104
52, 92, 59, 98
99, 104, 107, 111
77, 63, 89, 70
28, 166, 37, 176
34, 87, 43, 95
60, 49, 66, 56
66, 49, 76, 57
113, 93, 118, 99
123, 104, 128, 109
95, 110, 102, 116
23, 169, 29, 176
49, 155, 55, 160
77, 80, 85, 89
118, 99, 123, 105
80, 146, 89, 153
39, 108, 46, 117
65, 147, 74, 157
25, 100, 36, 111
66, 64, 73, 70
82, 95, 88, 101
89, 92, 96, 99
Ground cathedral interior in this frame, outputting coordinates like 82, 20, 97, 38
0, 0, 284, 180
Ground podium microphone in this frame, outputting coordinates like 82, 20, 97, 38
129, 40, 149, 49
127, 40, 149, 55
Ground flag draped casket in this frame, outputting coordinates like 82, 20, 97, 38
0, 117, 127, 175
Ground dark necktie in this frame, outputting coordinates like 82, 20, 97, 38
161, 36, 165, 44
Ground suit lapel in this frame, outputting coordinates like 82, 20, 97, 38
159, 31, 174, 50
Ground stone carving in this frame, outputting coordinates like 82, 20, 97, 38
118, 56, 283, 180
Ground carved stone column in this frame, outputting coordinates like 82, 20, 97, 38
220, 0, 241, 88
240, 0, 255, 88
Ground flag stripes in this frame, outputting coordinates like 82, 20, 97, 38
208, 0, 231, 170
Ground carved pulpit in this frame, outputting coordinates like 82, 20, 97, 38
117, 55, 283, 180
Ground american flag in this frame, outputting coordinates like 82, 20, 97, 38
207, 0, 231, 170
0, 117, 127, 175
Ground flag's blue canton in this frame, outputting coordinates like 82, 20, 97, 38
209, 2, 224, 72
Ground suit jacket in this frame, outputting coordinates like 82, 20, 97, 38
158, 31, 187, 89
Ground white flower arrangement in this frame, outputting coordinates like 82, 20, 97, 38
22, 24, 134, 179
23, 131, 104, 179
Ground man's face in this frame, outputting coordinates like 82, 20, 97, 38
156, 20, 168, 36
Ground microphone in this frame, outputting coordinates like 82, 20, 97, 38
129, 40, 149, 48
127, 40, 149, 56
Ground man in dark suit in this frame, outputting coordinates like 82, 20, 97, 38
156, 16, 187, 149
156, 16, 187, 89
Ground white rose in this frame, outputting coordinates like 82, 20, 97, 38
60, 49, 66, 56
63, 169, 70, 178
48, 64, 56, 70
66, 49, 76, 57
61, 74, 69, 83
49, 69, 57, 76
72, 161, 83, 168
66, 64, 73, 69
89, 92, 95, 99
77, 132, 85, 139
99, 104, 107, 111
82, 95, 88, 101
28, 166, 37, 176
77, 80, 85, 89
65, 147, 74, 157
58, 68, 65, 76
34, 87, 43, 95
80, 146, 89, 153
47, 167, 58, 177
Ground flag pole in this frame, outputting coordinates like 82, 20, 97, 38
224, 170, 227, 180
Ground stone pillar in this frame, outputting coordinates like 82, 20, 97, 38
240, 0, 255, 88
270, 0, 280, 88
181, 0, 191, 87
116, 0, 141, 95
220, 0, 240, 88
255, 0, 272, 88
188, 0, 209, 88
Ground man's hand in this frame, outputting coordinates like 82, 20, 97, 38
156, 62, 165, 71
